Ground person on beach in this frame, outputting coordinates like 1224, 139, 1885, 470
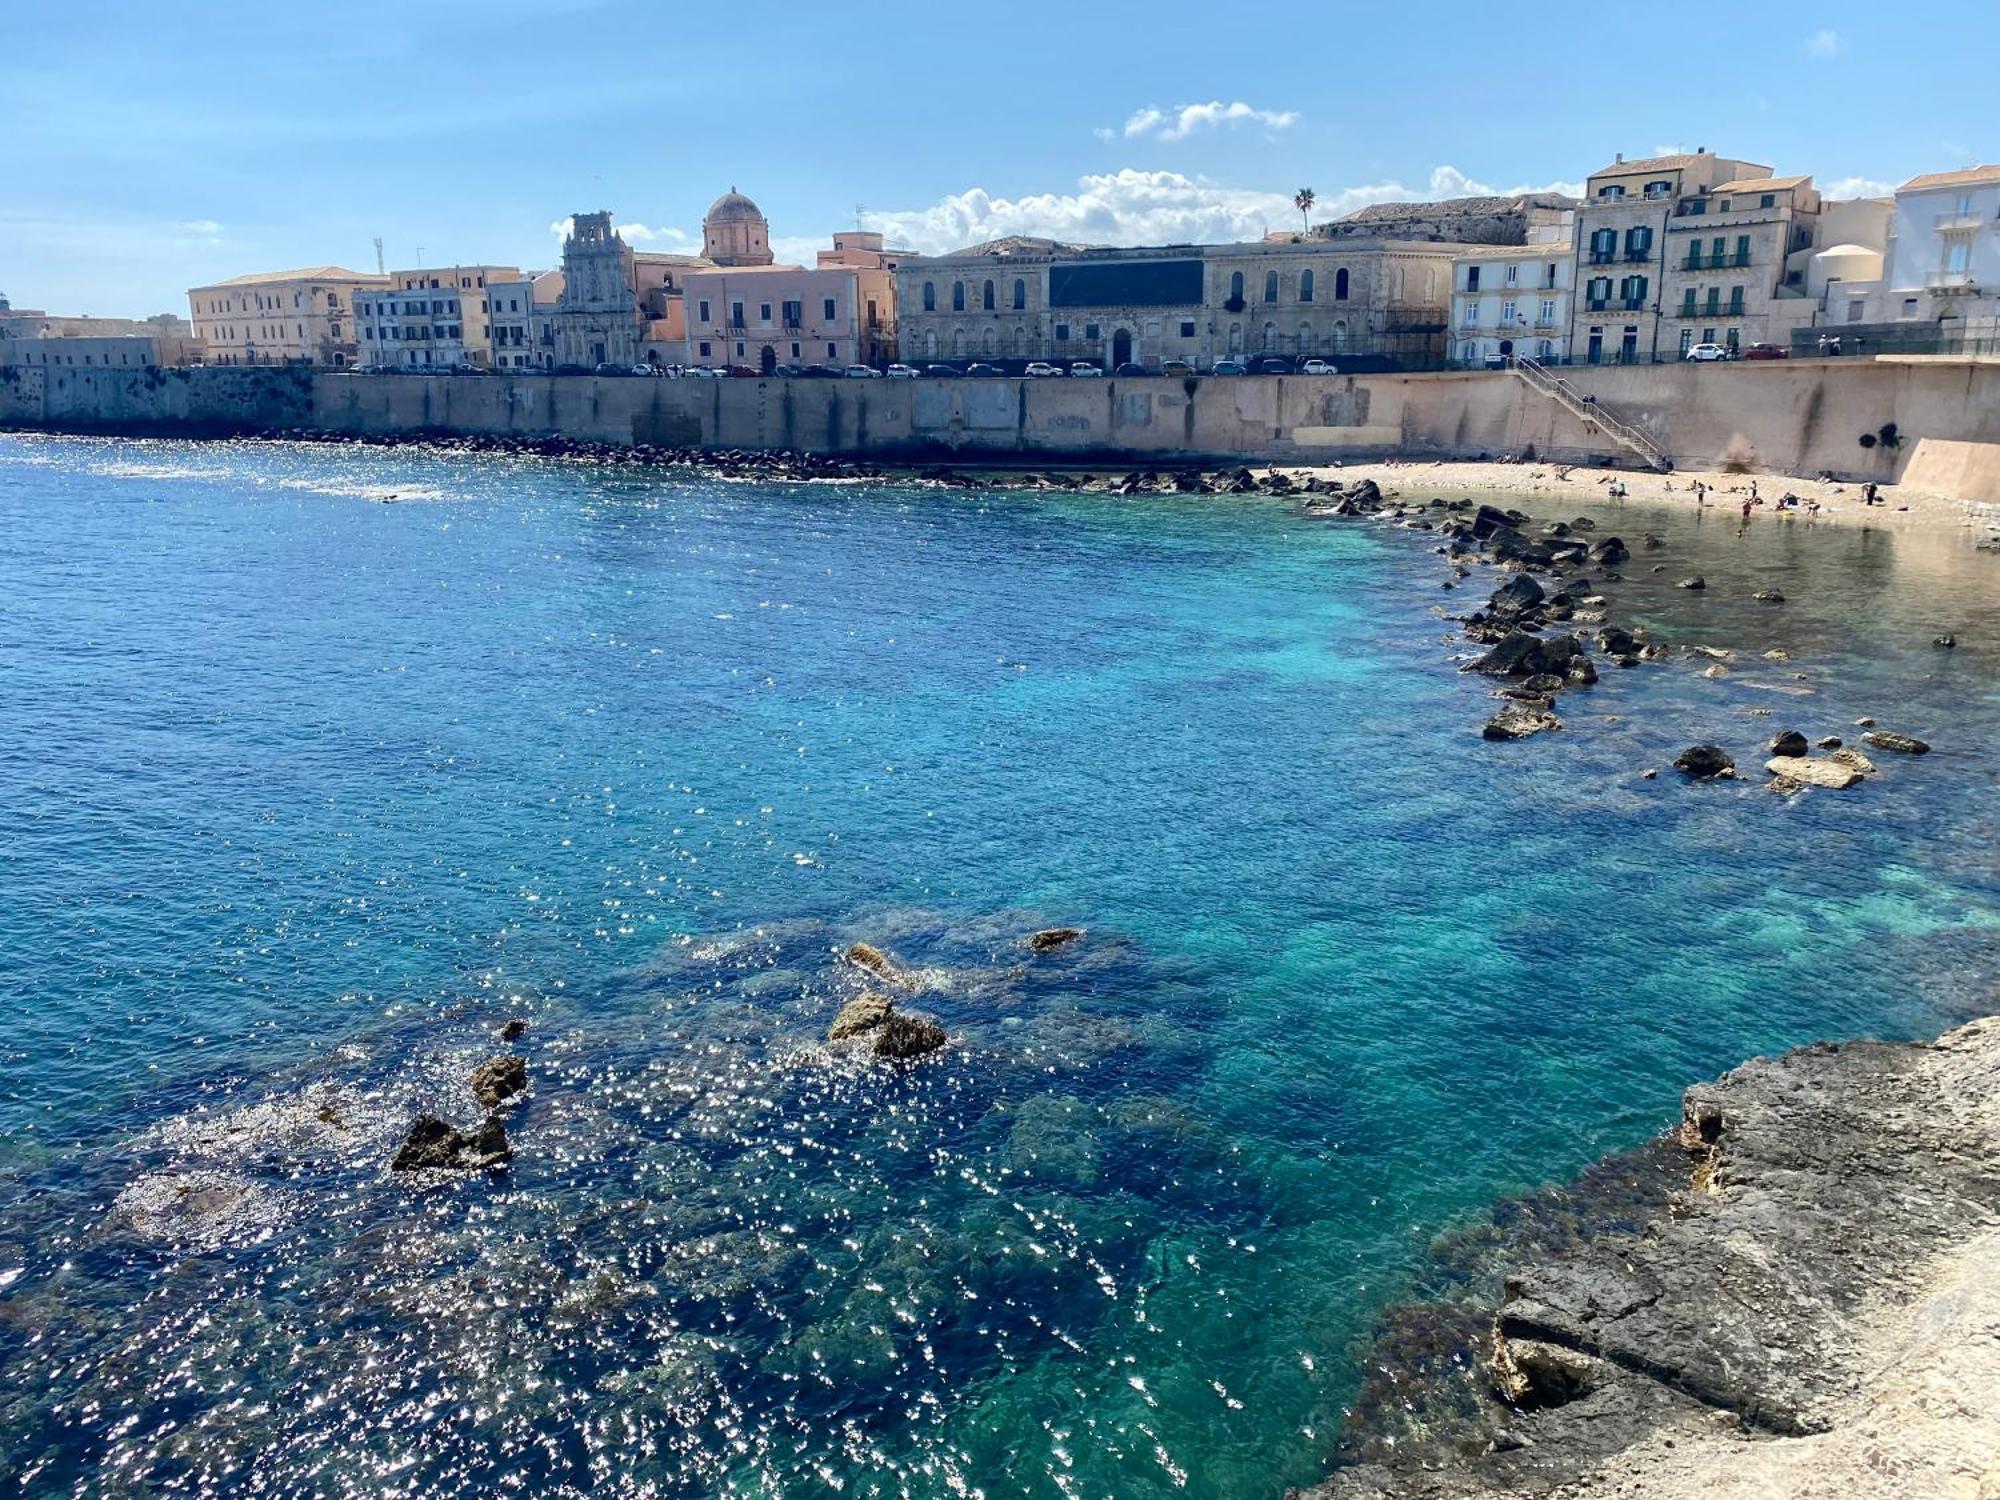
1740, 497, 1754, 534
1864, 482, 1879, 507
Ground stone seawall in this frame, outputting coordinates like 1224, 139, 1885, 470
9, 360, 2000, 489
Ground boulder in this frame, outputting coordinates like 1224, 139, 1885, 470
873, 1013, 947, 1061
1678, 576, 1706, 590
1934, 634, 1956, 649
1482, 704, 1563, 741
1768, 756, 1862, 790
1567, 657, 1598, 686
1862, 729, 1931, 755
1471, 503, 1514, 540
1754, 589, 1786, 603
470, 1054, 528, 1110
1673, 744, 1736, 779
1590, 537, 1630, 565
498, 1019, 529, 1042
1521, 672, 1566, 695
1701, 664, 1729, 679
1346, 478, 1383, 508
391, 1113, 512, 1172
1769, 730, 1808, 757
1487, 572, 1547, 619
1028, 926, 1084, 953
844, 941, 906, 983
1829, 747, 1877, 773
1489, 528, 1555, 567
1467, 631, 1583, 678
1597, 626, 1637, 656
1815, 735, 1842, 750
829, 991, 893, 1041
1642, 533, 1666, 549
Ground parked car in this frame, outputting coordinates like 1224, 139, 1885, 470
1112, 362, 1149, 377
924, 363, 962, 378
885, 363, 921, 379
1684, 342, 1732, 362
964, 362, 1005, 377
1300, 358, 1339, 375
794, 364, 843, 379
1024, 361, 1065, 377
1069, 362, 1103, 377
682, 365, 724, 379
593, 361, 628, 376
844, 364, 883, 378
1161, 359, 1197, 377
1211, 359, 1249, 376
1253, 357, 1292, 375
724, 365, 761, 377
1742, 342, 1789, 361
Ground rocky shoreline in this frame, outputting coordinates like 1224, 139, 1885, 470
1292, 1014, 2000, 1499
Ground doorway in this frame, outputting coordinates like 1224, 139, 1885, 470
759, 345, 777, 376
1111, 328, 1133, 368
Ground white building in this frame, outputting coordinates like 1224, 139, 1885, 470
355, 265, 518, 370
485, 271, 565, 370
1878, 165, 2000, 329
1451, 237, 1575, 366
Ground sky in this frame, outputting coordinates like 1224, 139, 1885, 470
3, 0, 1994, 319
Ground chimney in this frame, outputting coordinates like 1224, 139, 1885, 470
1615, 153, 1624, 164
1697, 146, 1706, 155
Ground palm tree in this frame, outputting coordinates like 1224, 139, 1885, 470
1294, 187, 1316, 237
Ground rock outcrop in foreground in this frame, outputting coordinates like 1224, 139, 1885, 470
1301, 1016, 2000, 1500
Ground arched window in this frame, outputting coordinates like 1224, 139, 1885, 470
1298, 322, 1312, 353
1229, 271, 1244, 303
1014, 327, 1028, 354
1332, 320, 1347, 352
983, 327, 997, 354
982, 279, 995, 311
1537, 339, 1553, 360
922, 282, 936, 312
1264, 270, 1279, 303
1012, 278, 1026, 310
1300, 269, 1315, 302
1261, 321, 1277, 350
1334, 268, 1350, 301
952, 282, 965, 312
1228, 322, 1243, 353
925, 330, 938, 357
951, 328, 964, 355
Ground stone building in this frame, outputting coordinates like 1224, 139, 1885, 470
701, 189, 775, 267
187, 268, 389, 366
893, 236, 1469, 370
484, 271, 565, 371
1316, 193, 1576, 247
0, 331, 200, 370
552, 212, 643, 369
354, 265, 520, 370
1450, 239, 1576, 365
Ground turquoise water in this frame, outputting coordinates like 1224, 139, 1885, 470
1, 433, 1996, 1497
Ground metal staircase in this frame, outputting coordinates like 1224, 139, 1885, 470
1508, 355, 1671, 471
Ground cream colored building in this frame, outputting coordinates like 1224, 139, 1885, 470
187, 267, 389, 367
893, 235, 1467, 370
1450, 239, 1576, 365
354, 265, 520, 370
485, 271, 565, 371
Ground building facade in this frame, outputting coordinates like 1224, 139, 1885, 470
187, 268, 389, 367
1876, 165, 2000, 329
485, 271, 565, 371
354, 265, 520, 370
1450, 241, 1575, 365
893, 236, 1467, 370
0, 332, 199, 370
1658, 175, 1820, 355
552, 212, 643, 369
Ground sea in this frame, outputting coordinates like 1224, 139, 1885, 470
1, 431, 1996, 1498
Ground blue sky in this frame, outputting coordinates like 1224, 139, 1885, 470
3, 0, 1992, 318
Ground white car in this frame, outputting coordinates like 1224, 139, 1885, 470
843, 364, 883, 378
1301, 358, 1339, 375
1685, 343, 1732, 362
1069, 362, 1103, 377
1024, 362, 1065, 377
683, 365, 725, 379
885, 363, 921, 379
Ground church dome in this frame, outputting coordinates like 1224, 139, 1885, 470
705, 190, 764, 225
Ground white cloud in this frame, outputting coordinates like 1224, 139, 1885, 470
1112, 101, 1299, 143
1805, 28, 1842, 57
545, 216, 697, 248
176, 219, 224, 240
1824, 175, 1893, 199
864, 165, 1581, 255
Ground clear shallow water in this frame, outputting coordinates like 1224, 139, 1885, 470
0, 433, 1996, 1498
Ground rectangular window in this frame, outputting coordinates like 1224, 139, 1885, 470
699, 341, 711, 357
1735, 235, 1751, 266
782, 300, 802, 327
823, 298, 837, 321
699, 300, 710, 322
1084, 323, 1099, 340
1180, 320, 1195, 337
731, 302, 744, 326
1539, 299, 1556, 323
758, 303, 772, 322
1504, 263, 1518, 285
826, 343, 837, 360
1466, 266, 1480, 291
1054, 323, 1070, 341
1500, 300, 1517, 324
1465, 303, 1479, 324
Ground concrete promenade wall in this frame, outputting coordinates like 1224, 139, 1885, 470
10, 360, 2000, 491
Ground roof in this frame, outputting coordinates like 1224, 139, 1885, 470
191, 266, 384, 289
1337, 192, 1576, 223
705, 189, 765, 224
1454, 241, 1576, 260
1899, 164, 2000, 192
633, 253, 713, 268
1711, 175, 1809, 194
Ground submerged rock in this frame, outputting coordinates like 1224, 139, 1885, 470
391, 1113, 512, 1172
1754, 589, 1786, 603
1482, 703, 1563, 741
1566, 657, 1598, 686
498, 1018, 529, 1042
470, 1054, 527, 1110
1862, 729, 1931, 755
1028, 926, 1084, 953
873, 1013, 948, 1061
1829, 747, 1877, 773
828, 991, 893, 1041
844, 941, 907, 984
1768, 756, 1862, 790
1467, 631, 1584, 678
1770, 730, 1808, 757
1673, 744, 1736, 779
1678, 576, 1707, 590
1487, 572, 1546, 620
1815, 735, 1842, 750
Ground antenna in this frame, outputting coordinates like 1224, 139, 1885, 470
373, 237, 384, 275
854, 203, 868, 229
415, 246, 425, 269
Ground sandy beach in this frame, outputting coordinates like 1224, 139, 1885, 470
1283, 457, 2000, 538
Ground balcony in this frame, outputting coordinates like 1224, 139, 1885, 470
1681, 253, 1753, 271
1621, 298, 1648, 311
1933, 212, 1986, 232
1585, 298, 1611, 312
1680, 302, 1745, 320
1587, 252, 1616, 265
1624, 250, 1653, 262
1926, 270, 1980, 292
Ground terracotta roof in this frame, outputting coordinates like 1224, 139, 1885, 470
1899, 164, 2000, 191
192, 266, 385, 289
1592, 153, 1707, 176
1711, 175, 1809, 194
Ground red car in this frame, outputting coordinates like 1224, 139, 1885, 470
1742, 342, 1789, 360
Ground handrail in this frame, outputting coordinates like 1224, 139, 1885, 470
1509, 355, 1670, 470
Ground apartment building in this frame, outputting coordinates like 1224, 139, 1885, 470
483, 271, 565, 371
187, 268, 389, 366
354, 265, 520, 370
